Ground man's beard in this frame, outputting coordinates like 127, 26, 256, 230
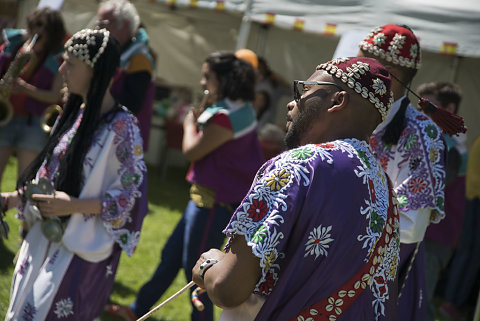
284, 110, 316, 149
284, 122, 301, 149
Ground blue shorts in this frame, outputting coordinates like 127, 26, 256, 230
0, 114, 47, 152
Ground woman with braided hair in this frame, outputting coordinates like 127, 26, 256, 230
1, 28, 147, 320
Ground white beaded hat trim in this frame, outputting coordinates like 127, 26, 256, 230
316, 58, 394, 121
65, 28, 110, 68
359, 27, 421, 70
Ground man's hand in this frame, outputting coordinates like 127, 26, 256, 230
192, 249, 225, 288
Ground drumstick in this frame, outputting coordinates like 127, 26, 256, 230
136, 281, 195, 321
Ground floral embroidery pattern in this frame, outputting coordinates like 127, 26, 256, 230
251, 225, 268, 244
265, 169, 291, 191
372, 78, 387, 95
304, 225, 334, 259
54, 298, 74, 318
22, 302, 36, 321
247, 199, 269, 222
409, 157, 421, 171
405, 133, 417, 150
388, 33, 406, 55
23, 108, 145, 257
106, 264, 113, 277
410, 43, 419, 59
49, 250, 59, 265
100, 111, 146, 256
290, 147, 314, 160
370, 211, 385, 233
370, 105, 445, 223
408, 177, 427, 193
225, 139, 399, 319
424, 124, 438, 139
373, 33, 386, 46
297, 193, 399, 321
17, 258, 29, 276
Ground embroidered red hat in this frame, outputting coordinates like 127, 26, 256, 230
316, 57, 394, 121
359, 24, 421, 69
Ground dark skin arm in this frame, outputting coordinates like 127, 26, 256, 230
192, 235, 261, 308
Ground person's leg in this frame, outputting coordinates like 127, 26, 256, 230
452, 199, 480, 306
425, 240, 453, 321
0, 116, 17, 191
16, 149, 38, 178
183, 202, 234, 321
443, 199, 476, 305
15, 115, 46, 178
131, 214, 187, 317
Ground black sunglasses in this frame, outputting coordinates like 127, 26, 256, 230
293, 80, 342, 104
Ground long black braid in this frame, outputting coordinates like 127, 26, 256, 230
18, 29, 121, 198
381, 96, 410, 145
380, 24, 419, 146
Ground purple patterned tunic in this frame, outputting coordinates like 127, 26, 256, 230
6, 107, 148, 321
224, 139, 400, 320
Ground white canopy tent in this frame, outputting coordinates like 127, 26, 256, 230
11, 0, 480, 147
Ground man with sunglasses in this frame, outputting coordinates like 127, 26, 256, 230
358, 25, 446, 321
191, 57, 401, 321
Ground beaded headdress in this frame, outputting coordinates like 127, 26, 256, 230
64, 28, 110, 68
359, 24, 421, 70
316, 57, 393, 121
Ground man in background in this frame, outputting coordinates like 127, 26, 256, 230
97, 0, 155, 151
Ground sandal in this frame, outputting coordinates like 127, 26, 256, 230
104, 304, 137, 321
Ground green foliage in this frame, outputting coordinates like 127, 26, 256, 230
0, 160, 221, 321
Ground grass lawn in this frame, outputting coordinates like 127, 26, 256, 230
0, 157, 220, 321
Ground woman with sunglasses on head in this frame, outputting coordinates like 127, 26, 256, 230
106, 51, 265, 321
0, 8, 66, 191
1, 28, 147, 321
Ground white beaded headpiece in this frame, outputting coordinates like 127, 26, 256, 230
316, 57, 394, 121
65, 28, 110, 68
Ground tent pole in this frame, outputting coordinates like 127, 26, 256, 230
451, 55, 461, 83
235, 0, 254, 50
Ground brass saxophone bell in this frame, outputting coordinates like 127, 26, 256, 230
41, 104, 62, 133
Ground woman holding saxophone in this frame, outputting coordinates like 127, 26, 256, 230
0, 8, 66, 190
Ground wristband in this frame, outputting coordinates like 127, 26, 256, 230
198, 259, 218, 280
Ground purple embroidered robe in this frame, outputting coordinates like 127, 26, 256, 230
224, 139, 400, 321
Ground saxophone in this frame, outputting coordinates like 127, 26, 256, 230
0, 34, 38, 126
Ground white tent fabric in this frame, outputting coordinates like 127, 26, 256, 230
247, 0, 480, 58
13, 0, 480, 146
